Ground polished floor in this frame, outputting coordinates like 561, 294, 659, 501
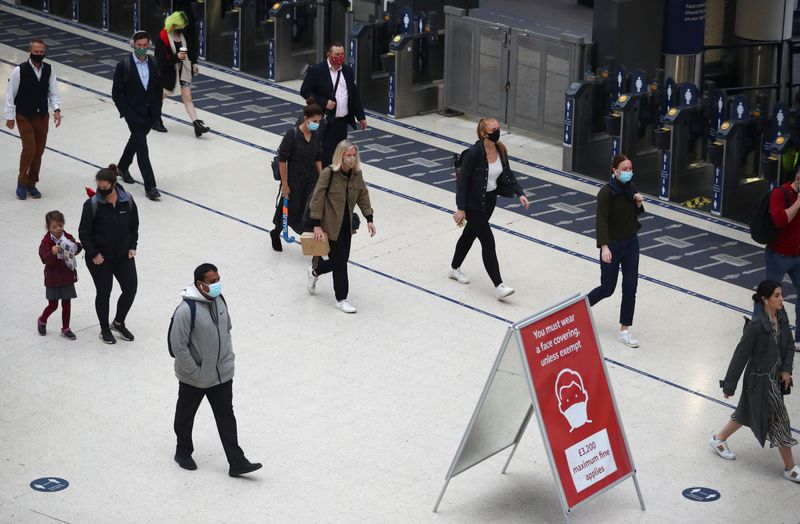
1, 3, 799, 523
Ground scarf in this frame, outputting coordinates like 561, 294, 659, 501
608, 176, 635, 202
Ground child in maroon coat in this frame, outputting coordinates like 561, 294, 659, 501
38, 210, 82, 339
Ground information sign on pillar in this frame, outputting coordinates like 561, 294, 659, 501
348, 37, 358, 72
199, 18, 206, 60
268, 39, 276, 81
711, 164, 723, 216
434, 295, 644, 517
563, 97, 574, 147
233, 28, 241, 71
709, 90, 725, 138
388, 73, 396, 118
43, 0, 49, 13
101, 0, 109, 31
72, 0, 78, 21
660, 150, 672, 201
133, 0, 140, 32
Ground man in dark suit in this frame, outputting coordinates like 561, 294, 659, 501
300, 42, 367, 167
112, 30, 163, 200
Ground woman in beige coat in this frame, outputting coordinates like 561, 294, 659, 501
306, 140, 376, 313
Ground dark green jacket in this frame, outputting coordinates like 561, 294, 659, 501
594, 182, 644, 248
721, 310, 795, 447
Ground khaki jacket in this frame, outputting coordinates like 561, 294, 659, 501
308, 167, 373, 241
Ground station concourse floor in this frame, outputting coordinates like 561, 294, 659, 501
1, 5, 799, 524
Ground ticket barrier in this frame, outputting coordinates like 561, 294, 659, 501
78, 0, 104, 29
109, 1, 138, 37
349, 15, 393, 111
759, 103, 796, 188
653, 82, 713, 204
19, 0, 74, 20
204, 0, 236, 68
379, 15, 443, 117
604, 69, 662, 195
266, 0, 318, 80
562, 69, 614, 179
140, 0, 172, 43
708, 95, 768, 222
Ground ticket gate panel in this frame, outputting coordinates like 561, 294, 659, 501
562, 78, 613, 180
658, 105, 714, 204
267, 0, 318, 81
110, 1, 137, 37
205, 0, 235, 66
140, 0, 171, 43
610, 93, 661, 196
351, 20, 390, 112
78, 0, 105, 29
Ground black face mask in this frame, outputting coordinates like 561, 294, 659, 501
30, 53, 45, 64
97, 186, 114, 197
174, 29, 183, 35
486, 129, 500, 143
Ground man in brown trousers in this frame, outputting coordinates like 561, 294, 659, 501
5, 38, 61, 200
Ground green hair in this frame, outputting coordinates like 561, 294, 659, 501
164, 11, 188, 31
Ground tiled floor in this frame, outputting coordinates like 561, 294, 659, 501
1, 3, 799, 523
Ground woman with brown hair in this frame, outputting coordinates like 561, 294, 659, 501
450, 117, 529, 300
586, 153, 644, 347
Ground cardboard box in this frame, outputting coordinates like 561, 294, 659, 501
300, 232, 329, 256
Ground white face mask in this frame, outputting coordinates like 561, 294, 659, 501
560, 401, 590, 432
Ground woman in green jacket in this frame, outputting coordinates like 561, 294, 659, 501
306, 140, 376, 313
710, 280, 799, 483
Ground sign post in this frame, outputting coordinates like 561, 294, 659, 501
434, 295, 644, 516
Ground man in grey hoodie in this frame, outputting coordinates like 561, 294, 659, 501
168, 263, 262, 477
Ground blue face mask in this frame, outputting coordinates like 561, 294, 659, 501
618, 170, 633, 183
307, 121, 320, 132
205, 281, 222, 298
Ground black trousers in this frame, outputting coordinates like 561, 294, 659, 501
322, 116, 349, 168
588, 235, 640, 326
451, 191, 503, 286
315, 213, 352, 301
174, 379, 246, 465
86, 256, 137, 331
118, 119, 158, 192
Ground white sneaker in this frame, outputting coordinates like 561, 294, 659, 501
495, 283, 515, 300
336, 299, 357, 314
709, 434, 735, 460
617, 330, 639, 348
794, 341, 800, 352
306, 266, 318, 295
784, 465, 800, 483
448, 267, 470, 284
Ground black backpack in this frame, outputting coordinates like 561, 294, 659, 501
166, 296, 227, 358
452, 147, 471, 182
750, 186, 790, 244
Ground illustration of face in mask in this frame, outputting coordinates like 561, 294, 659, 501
555, 368, 592, 432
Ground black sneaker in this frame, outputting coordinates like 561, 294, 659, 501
229, 459, 262, 477
100, 329, 117, 344
111, 320, 134, 341
61, 329, 77, 340
270, 228, 283, 252
174, 454, 197, 471
146, 188, 161, 201
37, 319, 46, 336
119, 170, 135, 184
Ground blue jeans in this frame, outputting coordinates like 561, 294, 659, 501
753, 249, 800, 341
588, 235, 639, 326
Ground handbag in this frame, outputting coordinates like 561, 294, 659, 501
271, 127, 301, 181
495, 150, 517, 198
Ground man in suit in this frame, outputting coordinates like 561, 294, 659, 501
300, 42, 367, 167
112, 30, 163, 201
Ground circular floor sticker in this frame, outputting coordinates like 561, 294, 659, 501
682, 487, 720, 502
30, 477, 69, 492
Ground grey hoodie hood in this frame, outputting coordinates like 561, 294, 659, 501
181, 284, 211, 302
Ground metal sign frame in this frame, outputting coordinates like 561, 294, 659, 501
433, 294, 645, 517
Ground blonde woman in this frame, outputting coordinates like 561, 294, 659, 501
153, 11, 209, 137
306, 140, 376, 313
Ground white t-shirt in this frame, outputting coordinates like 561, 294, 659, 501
486, 157, 503, 192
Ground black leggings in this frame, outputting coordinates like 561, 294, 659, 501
451, 191, 502, 286
315, 228, 352, 301
87, 256, 138, 331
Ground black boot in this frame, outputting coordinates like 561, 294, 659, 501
193, 119, 210, 137
270, 228, 283, 252
152, 119, 167, 133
